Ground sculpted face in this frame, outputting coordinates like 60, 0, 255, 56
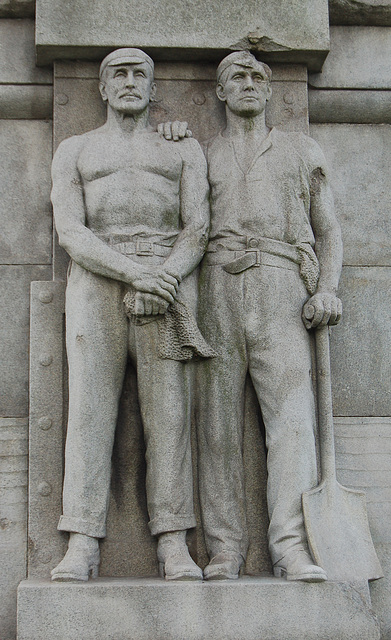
216, 62, 272, 117
99, 62, 156, 115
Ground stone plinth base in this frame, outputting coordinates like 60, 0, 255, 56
17, 576, 380, 640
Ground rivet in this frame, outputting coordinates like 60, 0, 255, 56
283, 92, 294, 105
37, 550, 52, 564
56, 93, 69, 105
193, 93, 206, 106
38, 416, 52, 430
39, 290, 54, 304
39, 354, 53, 367
38, 481, 52, 496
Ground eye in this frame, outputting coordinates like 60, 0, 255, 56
134, 70, 146, 78
253, 75, 266, 83
232, 73, 244, 81
114, 69, 126, 77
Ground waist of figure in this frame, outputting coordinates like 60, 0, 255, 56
96, 228, 178, 258
206, 235, 301, 264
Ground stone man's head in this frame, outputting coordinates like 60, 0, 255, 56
99, 48, 156, 115
216, 51, 272, 118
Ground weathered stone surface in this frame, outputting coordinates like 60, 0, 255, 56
371, 543, 391, 640
0, 120, 52, 264
0, 20, 51, 84
329, 267, 391, 416
334, 417, 391, 640
309, 27, 391, 89
28, 281, 66, 577
0, 0, 34, 18
310, 124, 391, 266
0, 266, 51, 417
309, 90, 391, 124
0, 418, 27, 640
17, 577, 380, 640
36, 0, 330, 71
329, 0, 391, 25
0, 84, 53, 119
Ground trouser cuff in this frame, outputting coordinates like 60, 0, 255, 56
58, 515, 106, 538
149, 514, 196, 537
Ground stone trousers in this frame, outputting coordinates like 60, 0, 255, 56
197, 261, 317, 566
58, 261, 196, 539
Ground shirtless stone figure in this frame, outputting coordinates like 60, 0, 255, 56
162, 51, 343, 582
50, 48, 210, 581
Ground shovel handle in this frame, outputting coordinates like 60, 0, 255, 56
314, 325, 338, 483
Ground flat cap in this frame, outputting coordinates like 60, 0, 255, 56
99, 48, 154, 80
216, 51, 271, 83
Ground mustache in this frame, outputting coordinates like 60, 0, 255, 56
119, 91, 142, 98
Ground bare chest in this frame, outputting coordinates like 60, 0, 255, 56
77, 134, 182, 184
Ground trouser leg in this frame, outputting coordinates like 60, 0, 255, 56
197, 266, 249, 560
131, 319, 196, 536
246, 266, 317, 566
59, 264, 128, 538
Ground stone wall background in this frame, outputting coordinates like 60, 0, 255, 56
1, 2, 391, 638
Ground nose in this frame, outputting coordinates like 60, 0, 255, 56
125, 71, 135, 87
243, 74, 255, 90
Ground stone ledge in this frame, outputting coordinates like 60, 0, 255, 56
17, 576, 380, 640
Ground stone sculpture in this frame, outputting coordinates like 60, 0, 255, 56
198, 52, 343, 582
162, 51, 343, 582
50, 48, 212, 581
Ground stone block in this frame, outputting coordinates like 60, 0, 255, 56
36, 0, 330, 71
0, 20, 52, 84
309, 90, 391, 124
0, 1, 34, 18
370, 544, 391, 640
329, 267, 391, 416
0, 266, 51, 417
310, 124, 391, 266
28, 281, 66, 577
0, 85, 53, 119
329, 0, 391, 26
309, 27, 391, 89
0, 120, 52, 264
0, 418, 28, 640
17, 577, 380, 640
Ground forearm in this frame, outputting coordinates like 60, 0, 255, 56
162, 226, 208, 281
57, 224, 143, 285
315, 226, 343, 294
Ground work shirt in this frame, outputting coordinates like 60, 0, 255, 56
205, 127, 329, 248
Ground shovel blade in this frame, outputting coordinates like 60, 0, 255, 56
302, 481, 383, 582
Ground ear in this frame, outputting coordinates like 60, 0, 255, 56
149, 82, 157, 102
99, 82, 108, 102
265, 83, 272, 102
216, 82, 226, 103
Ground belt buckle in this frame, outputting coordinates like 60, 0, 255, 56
136, 239, 154, 256
245, 246, 261, 267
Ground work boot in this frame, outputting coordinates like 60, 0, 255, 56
203, 550, 244, 580
157, 530, 203, 580
51, 532, 100, 581
273, 548, 327, 582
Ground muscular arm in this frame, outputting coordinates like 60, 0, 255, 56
303, 140, 343, 328
162, 138, 210, 281
51, 136, 178, 303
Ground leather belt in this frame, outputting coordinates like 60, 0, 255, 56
97, 234, 173, 257
205, 236, 300, 274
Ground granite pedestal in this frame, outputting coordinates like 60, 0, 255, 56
17, 576, 380, 640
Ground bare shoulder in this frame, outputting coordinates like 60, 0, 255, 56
53, 126, 106, 165
173, 136, 207, 168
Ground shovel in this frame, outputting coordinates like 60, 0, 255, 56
302, 323, 383, 582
